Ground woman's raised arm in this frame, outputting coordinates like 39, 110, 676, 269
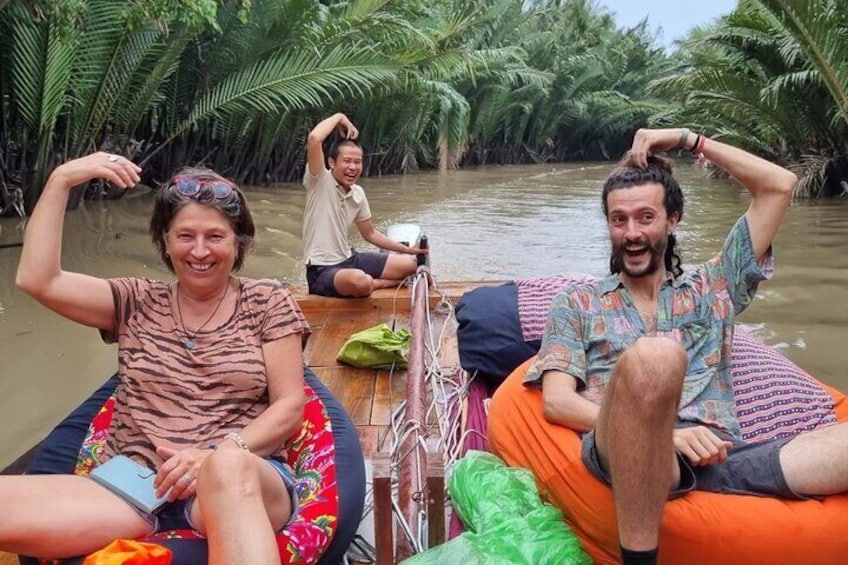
16, 153, 141, 330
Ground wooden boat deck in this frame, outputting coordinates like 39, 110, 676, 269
291, 280, 490, 457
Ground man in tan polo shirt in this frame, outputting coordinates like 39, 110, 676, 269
303, 113, 426, 297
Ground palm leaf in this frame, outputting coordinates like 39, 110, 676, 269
117, 32, 193, 138
753, 0, 848, 127
68, 2, 169, 153
179, 45, 397, 132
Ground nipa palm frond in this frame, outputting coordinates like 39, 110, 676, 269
177, 45, 399, 136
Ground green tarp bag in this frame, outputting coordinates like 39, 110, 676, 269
402, 451, 591, 565
336, 323, 412, 369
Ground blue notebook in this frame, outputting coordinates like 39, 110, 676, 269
89, 455, 168, 514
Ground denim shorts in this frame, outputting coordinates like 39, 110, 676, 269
132, 458, 299, 534
306, 250, 388, 297
581, 424, 807, 500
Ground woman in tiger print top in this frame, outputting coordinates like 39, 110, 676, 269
6, 153, 309, 564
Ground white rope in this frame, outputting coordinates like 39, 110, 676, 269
354, 269, 472, 556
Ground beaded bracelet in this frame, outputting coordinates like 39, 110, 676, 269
225, 432, 251, 451
677, 128, 691, 150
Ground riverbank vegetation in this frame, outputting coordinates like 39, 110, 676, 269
1, 0, 846, 215
653, 0, 848, 198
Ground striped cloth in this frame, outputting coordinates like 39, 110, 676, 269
732, 329, 837, 442
515, 275, 595, 341
513, 275, 837, 443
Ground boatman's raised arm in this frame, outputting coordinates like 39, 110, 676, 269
305, 113, 359, 177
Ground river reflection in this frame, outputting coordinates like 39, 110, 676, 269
1, 162, 847, 467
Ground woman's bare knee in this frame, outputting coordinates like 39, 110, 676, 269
194, 450, 291, 534
197, 449, 261, 498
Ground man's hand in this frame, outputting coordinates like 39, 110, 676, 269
628, 128, 688, 168
306, 113, 360, 176
336, 115, 359, 140
673, 426, 732, 467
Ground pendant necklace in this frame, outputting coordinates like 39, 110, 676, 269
175, 281, 229, 351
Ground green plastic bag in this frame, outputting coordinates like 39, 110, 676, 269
336, 323, 412, 369
402, 451, 591, 565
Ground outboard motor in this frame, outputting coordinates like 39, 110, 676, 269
385, 223, 424, 249
384, 223, 429, 267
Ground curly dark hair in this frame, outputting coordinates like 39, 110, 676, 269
149, 167, 255, 272
602, 154, 684, 277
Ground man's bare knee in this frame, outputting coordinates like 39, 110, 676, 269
382, 254, 418, 280
401, 255, 417, 275
334, 270, 373, 297
613, 337, 688, 403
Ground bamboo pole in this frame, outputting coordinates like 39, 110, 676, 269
396, 271, 429, 560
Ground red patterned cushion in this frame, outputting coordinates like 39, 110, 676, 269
72, 383, 338, 563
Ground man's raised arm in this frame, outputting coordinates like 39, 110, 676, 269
629, 128, 797, 261
306, 113, 359, 177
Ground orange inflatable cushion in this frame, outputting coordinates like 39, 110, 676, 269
488, 358, 848, 565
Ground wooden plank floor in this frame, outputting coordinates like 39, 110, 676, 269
292, 281, 486, 457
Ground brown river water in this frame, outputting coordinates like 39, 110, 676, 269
1, 162, 847, 468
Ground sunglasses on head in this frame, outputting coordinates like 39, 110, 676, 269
169, 177, 237, 200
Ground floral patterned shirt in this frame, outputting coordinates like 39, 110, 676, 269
525, 216, 774, 439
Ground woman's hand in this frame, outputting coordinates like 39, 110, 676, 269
628, 128, 688, 168
49, 152, 141, 192
154, 445, 213, 502
673, 426, 733, 467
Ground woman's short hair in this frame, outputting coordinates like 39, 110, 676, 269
149, 167, 255, 272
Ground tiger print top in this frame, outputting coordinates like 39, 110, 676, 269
100, 277, 310, 468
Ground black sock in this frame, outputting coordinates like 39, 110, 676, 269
621, 546, 658, 565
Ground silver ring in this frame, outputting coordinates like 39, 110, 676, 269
180, 474, 192, 486
107, 154, 120, 163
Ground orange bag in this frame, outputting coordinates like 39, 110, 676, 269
83, 539, 172, 565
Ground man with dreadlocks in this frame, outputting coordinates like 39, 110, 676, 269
523, 129, 848, 565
